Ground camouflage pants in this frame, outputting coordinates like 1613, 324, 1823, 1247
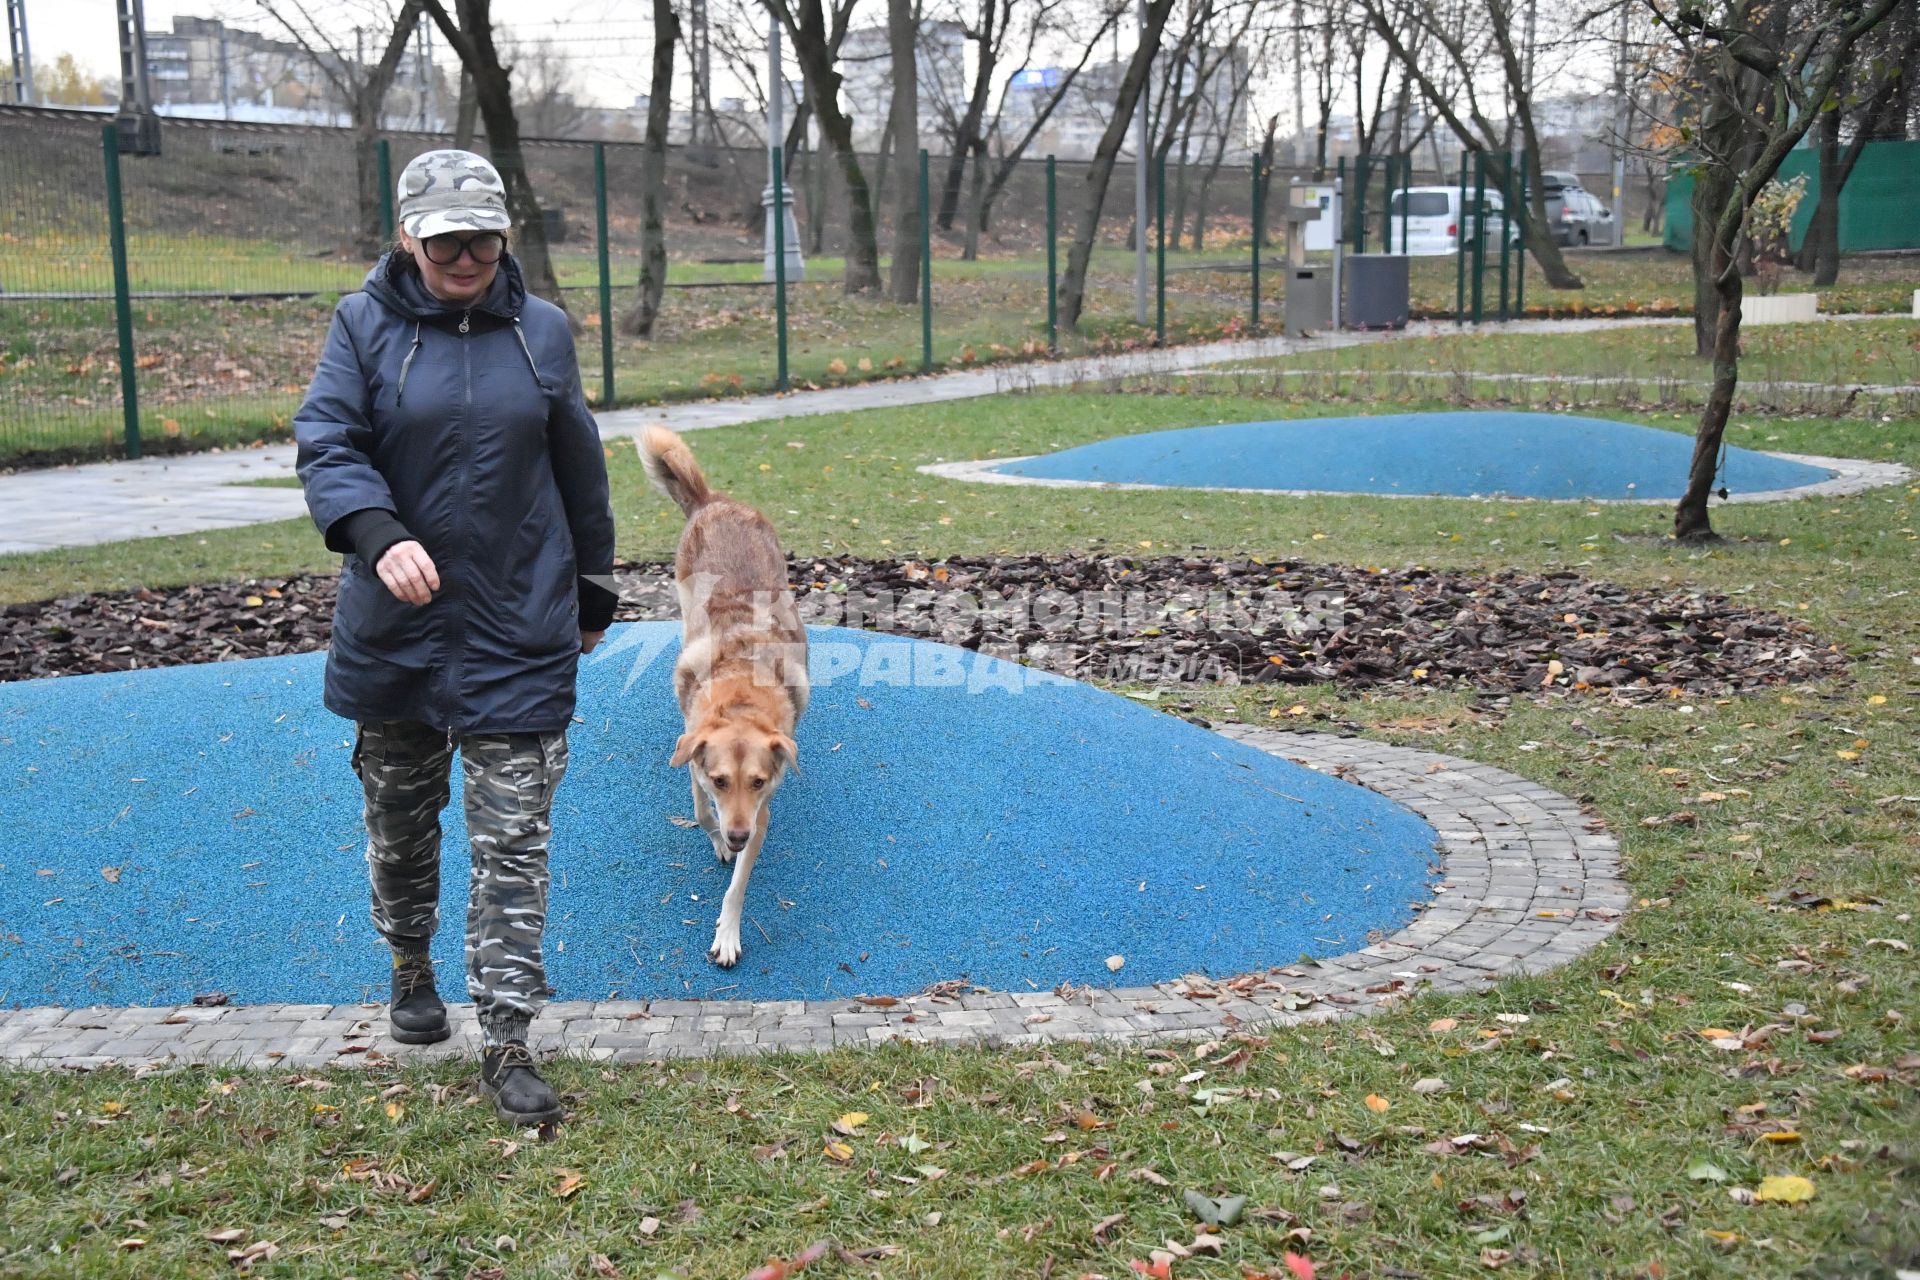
350, 719, 570, 1047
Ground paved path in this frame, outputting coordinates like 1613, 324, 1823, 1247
0, 730, 1626, 1070
0, 316, 1707, 557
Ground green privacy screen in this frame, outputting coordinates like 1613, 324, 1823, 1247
1664, 139, 1920, 255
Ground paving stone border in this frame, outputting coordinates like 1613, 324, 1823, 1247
0, 731, 1626, 1072
918, 450, 1912, 506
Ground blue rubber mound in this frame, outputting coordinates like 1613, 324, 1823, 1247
0, 626, 1436, 1009
994, 411, 1833, 500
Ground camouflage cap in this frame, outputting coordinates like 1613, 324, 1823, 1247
396, 149, 512, 238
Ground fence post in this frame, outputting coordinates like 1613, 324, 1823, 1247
772, 146, 789, 393
1455, 150, 1468, 326
1045, 154, 1058, 353
1337, 155, 1348, 250
1471, 151, 1487, 325
1154, 151, 1166, 346
1497, 151, 1513, 322
919, 148, 932, 373
1515, 148, 1528, 316
594, 142, 614, 407
102, 124, 141, 460
1382, 155, 1391, 254
1250, 162, 1262, 332
377, 139, 395, 244
1399, 155, 1410, 251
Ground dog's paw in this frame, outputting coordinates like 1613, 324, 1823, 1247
708, 931, 742, 968
711, 840, 736, 865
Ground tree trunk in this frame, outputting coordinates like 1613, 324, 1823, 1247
353, 0, 425, 258
961, 144, 987, 261
886, 0, 920, 303
623, 0, 678, 338
1059, 0, 1177, 331
775, 0, 883, 293
425, 0, 569, 320
1689, 168, 1728, 359
937, 2, 997, 231
1675, 232, 1742, 542
454, 69, 478, 148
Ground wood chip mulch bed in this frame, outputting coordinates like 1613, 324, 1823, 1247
1, 554, 1846, 697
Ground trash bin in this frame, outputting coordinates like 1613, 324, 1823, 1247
542, 206, 570, 244
1344, 253, 1410, 329
1284, 267, 1332, 336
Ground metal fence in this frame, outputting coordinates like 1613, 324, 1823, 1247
1, 107, 1482, 468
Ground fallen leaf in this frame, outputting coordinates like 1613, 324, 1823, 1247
1107, 955, 1126, 972
1753, 1175, 1814, 1204
638, 1216, 660, 1236
1364, 1093, 1390, 1113
1283, 1252, 1317, 1280
823, 1140, 854, 1163
1092, 1211, 1127, 1244
551, 1169, 585, 1198
1413, 1077, 1450, 1095
832, 1111, 870, 1136
1181, 1189, 1246, 1226
204, 1229, 247, 1244
1686, 1159, 1729, 1183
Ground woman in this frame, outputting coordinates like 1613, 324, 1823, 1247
295, 150, 617, 1127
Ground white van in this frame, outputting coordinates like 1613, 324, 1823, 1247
1388, 186, 1519, 256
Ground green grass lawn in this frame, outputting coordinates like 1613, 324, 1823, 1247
1232, 317, 1920, 386
2, 353, 1918, 1276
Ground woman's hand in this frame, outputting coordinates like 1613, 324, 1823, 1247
376, 540, 441, 605
580, 630, 606, 654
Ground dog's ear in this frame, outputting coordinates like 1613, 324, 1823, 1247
669, 732, 705, 768
769, 734, 799, 777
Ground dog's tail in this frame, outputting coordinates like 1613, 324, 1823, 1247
638, 426, 714, 516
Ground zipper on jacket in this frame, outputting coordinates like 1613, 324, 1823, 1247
458, 308, 471, 335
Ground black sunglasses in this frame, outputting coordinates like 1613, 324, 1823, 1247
421, 231, 507, 266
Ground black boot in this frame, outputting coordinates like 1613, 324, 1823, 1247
387, 951, 450, 1045
480, 1040, 564, 1126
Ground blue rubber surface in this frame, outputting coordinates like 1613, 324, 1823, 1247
995, 411, 1833, 500
0, 626, 1436, 1009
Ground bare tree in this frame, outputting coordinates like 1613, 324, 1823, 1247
1059, 0, 1180, 331
964, 0, 1128, 251
254, 0, 424, 258
887, 0, 923, 302
763, 0, 884, 292
1355, 0, 1586, 288
502, 37, 587, 139
1650, 0, 1902, 541
1792, 10, 1916, 284
624, 0, 679, 337
421, 0, 570, 319
1190, 28, 1266, 250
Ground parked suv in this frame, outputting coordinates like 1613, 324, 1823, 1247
1537, 173, 1614, 246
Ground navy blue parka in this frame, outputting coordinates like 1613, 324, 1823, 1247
295, 250, 617, 735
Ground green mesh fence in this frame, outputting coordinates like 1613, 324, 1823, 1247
1663, 139, 1920, 255
1, 107, 1425, 468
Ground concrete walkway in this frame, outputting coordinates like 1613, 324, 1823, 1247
0, 314, 1748, 556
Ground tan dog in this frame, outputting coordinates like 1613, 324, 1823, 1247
639, 427, 808, 968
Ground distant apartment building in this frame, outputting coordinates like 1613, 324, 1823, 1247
836, 19, 967, 152
143, 16, 439, 128
1008, 44, 1251, 162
